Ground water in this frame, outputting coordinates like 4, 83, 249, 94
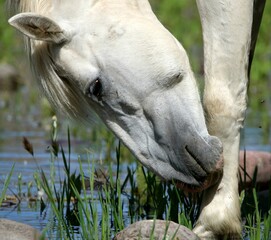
0, 112, 133, 235
0, 89, 270, 238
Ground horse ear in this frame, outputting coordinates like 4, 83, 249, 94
8, 13, 68, 44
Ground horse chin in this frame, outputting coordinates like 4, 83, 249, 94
173, 171, 222, 193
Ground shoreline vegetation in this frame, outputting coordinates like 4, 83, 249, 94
0, 117, 270, 239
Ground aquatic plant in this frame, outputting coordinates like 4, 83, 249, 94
19, 118, 270, 239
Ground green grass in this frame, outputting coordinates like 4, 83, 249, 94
11, 118, 268, 239
243, 188, 271, 240
18, 118, 200, 239
0, 163, 15, 206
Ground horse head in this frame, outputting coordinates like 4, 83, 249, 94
9, 0, 223, 191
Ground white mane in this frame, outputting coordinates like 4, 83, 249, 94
6, 0, 94, 16
6, 0, 96, 122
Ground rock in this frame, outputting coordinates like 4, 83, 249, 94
0, 219, 45, 240
0, 63, 22, 91
113, 220, 199, 240
239, 150, 271, 190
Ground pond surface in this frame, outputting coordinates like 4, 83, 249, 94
0, 89, 270, 238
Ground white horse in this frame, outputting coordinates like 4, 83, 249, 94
7, 0, 264, 239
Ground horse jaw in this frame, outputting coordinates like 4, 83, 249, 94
102, 69, 223, 190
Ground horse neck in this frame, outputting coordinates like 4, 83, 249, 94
7, 0, 154, 15
97, 0, 155, 19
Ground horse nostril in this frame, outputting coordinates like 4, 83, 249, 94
184, 145, 208, 179
185, 145, 209, 173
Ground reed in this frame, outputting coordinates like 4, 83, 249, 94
0, 163, 14, 206
2, 118, 270, 239
32, 121, 270, 239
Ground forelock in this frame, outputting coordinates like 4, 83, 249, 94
31, 42, 96, 124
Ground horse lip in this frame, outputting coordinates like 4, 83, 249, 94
180, 145, 223, 192
173, 171, 222, 193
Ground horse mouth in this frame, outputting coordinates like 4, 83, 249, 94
172, 171, 222, 193
172, 146, 223, 193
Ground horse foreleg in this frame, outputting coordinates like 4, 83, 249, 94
194, 1, 254, 238
194, 137, 242, 239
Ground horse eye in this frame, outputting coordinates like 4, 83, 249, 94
89, 78, 103, 101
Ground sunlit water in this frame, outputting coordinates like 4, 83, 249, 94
0, 90, 270, 238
